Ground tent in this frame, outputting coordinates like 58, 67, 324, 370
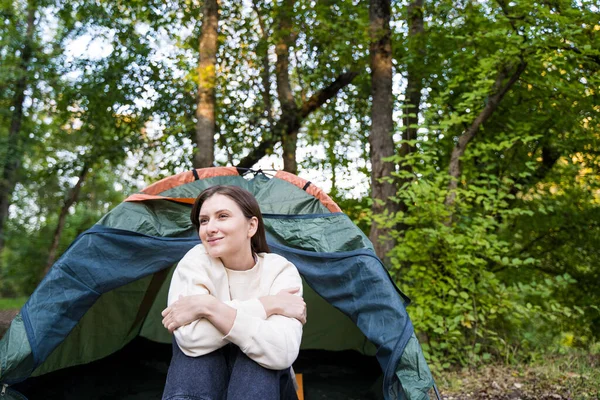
0, 167, 435, 399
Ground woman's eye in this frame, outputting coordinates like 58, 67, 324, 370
219, 214, 228, 219
199, 219, 208, 225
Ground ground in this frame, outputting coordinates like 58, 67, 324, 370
0, 309, 18, 337
438, 356, 600, 400
1, 311, 598, 400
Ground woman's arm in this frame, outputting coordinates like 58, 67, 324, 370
259, 287, 307, 324
164, 245, 274, 355
165, 247, 304, 366
165, 249, 229, 355
163, 295, 271, 333
220, 261, 305, 370
165, 288, 305, 333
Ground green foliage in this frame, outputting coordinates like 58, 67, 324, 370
361, 0, 600, 372
383, 132, 600, 371
1, 0, 176, 292
0, 297, 28, 310
385, 149, 521, 369
1, 166, 129, 296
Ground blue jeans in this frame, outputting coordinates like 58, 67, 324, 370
162, 340, 298, 400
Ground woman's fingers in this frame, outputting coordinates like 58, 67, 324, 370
162, 310, 172, 328
278, 287, 300, 295
300, 302, 307, 324
277, 293, 307, 324
297, 305, 307, 325
162, 313, 180, 332
162, 304, 180, 331
161, 294, 210, 332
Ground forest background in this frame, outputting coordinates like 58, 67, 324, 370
1, 0, 599, 387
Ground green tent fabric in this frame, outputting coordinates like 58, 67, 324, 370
0, 167, 435, 399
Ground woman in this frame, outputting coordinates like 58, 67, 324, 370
160, 185, 306, 400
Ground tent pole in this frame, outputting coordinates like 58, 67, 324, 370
433, 382, 442, 400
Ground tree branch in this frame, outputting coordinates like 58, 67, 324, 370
236, 70, 359, 169
548, 45, 600, 67
492, 220, 600, 274
42, 162, 89, 278
299, 70, 358, 118
445, 59, 527, 208
236, 135, 280, 169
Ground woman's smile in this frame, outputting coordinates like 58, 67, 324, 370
206, 237, 224, 247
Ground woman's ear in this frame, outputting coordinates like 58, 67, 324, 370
248, 216, 259, 238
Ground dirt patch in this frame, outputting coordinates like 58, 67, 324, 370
0, 309, 18, 338
437, 359, 600, 400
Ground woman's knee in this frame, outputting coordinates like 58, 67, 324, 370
162, 344, 230, 400
227, 348, 297, 400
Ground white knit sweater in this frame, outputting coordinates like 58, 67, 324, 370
167, 243, 303, 370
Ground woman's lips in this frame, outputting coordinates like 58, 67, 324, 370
207, 237, 223, 244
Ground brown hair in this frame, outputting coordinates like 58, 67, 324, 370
190, 185, 270, 254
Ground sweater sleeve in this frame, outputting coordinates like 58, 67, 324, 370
168, 248, 268, 356
222, 259, 304, 370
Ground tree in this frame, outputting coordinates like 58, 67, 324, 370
368, 0, 396, 263
0, 0, 36, 258
193, 0, 219, 168
398, 0, 425, 218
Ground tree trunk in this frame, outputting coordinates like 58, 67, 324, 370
369, 0, 397, 264
193, 0, 219, 169
400, 0, 425, 175
42, 164, 89, 278
396, 0, 426, 245
445, 60, 527, 209
281, 128, 299, 173
252, 0, 274, 130
275, 0, 299, 174
0, 1, 35, 257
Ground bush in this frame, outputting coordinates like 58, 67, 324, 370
372, 147, 600, 371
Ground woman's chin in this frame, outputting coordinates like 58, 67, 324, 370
206, 249, 222, 259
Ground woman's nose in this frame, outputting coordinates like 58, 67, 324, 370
206, 219, 218, 233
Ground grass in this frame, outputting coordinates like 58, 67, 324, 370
435, 352, 600, 399
0, 296, 28, 310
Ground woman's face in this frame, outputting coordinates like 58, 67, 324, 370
198, 194, 258, 264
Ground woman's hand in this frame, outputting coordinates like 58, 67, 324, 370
260, 287, 307, 325
161, 294, 214, 333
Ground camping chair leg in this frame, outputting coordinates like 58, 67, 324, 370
296, 373, 304, 400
